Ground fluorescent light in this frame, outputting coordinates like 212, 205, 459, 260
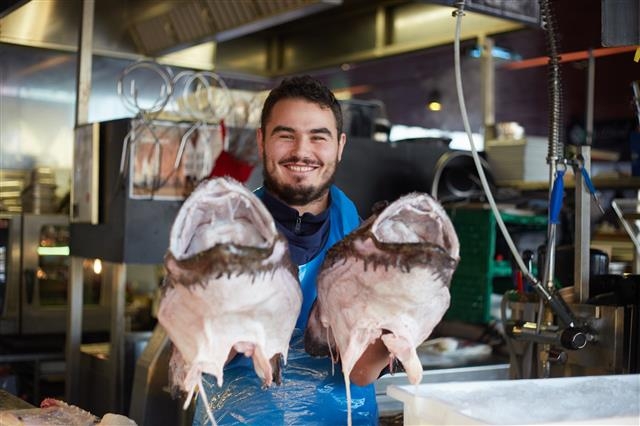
37, 246, 70, 256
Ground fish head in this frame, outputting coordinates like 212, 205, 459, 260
163, 177, 285, 284
169, 177, 277, 260
158, 176, 303, 403
304, 192, 460, 381
370, 192, 459, 262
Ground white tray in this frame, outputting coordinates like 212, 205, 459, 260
387, 374, 640, 425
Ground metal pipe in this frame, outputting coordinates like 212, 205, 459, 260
575, 50, 595, 302
74, 0, 94, 127
632, 81, 640, 126
66, 0, 94, 405
480, 35, 496, 142
109, 262, 127, 413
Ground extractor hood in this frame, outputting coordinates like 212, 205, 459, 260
1, 0, 531, 77
0, 0, 343, 58
127, 0, 343, 56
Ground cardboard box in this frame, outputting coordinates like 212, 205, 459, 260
485, 136, 549, 182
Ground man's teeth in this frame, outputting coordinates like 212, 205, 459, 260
287, 165, 315, 172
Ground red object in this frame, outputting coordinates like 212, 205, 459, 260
40, 398, 60, 408
515, 270, 524, 294
502, 46, 636, 70
209, 150, 254, 183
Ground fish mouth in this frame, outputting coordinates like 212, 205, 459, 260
169, 177, 277, 260
371, 192, 460, 259
322, 193, 460, 275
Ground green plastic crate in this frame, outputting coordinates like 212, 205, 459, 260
444, 207, 546, 324
445, 208, 495, 323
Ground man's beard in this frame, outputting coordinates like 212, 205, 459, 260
263, 155, 336, 207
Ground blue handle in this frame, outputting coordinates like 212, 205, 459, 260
580, 167, 597, 195
549, 170, 565, 224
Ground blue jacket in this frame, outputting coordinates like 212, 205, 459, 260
192, 185, 379, 425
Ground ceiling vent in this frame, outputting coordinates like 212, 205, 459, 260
130, 0, 342, 56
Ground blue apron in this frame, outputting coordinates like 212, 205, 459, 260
192, 186, 378, 425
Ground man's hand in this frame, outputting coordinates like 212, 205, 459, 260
349, 338, 392, 386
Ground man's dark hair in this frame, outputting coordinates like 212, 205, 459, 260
260, 75, 343, 136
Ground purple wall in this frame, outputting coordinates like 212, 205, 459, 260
310, 0, 638, 156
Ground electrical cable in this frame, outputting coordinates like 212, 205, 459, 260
452, 4, 534, 287
452, 2, 539, 372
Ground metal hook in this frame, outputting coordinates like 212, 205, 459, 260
169, 70, 197, 120
182, 71, 232, 122
117, 60, 173, 117
175, 123, 199, 171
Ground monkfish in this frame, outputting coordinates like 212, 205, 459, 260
157, 177, 302, 422
304, 192, 459, 424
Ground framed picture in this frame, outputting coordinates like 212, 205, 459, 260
71, 122, 99, 224
128, 119, 223, 200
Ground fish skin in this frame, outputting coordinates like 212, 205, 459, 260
304, 192, 460, 385
158, 177, 302, 401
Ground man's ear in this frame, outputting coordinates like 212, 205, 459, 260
256, 127, 264, 157
337, 132, 346, 162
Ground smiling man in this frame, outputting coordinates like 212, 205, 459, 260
258, 81, 346, 215
192, 76, 389, 425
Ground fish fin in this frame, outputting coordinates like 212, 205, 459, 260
303, 302, 338, 358
168, 346, 188, 397
388, 356, 394, 374
340, 328, 376, 379
250, 345, 273, 388
270, 353, 283, 385
381, 334, 423, 384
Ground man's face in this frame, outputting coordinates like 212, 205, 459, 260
257, 98, 345, 210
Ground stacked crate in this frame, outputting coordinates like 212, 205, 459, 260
445, 207, 546, 324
